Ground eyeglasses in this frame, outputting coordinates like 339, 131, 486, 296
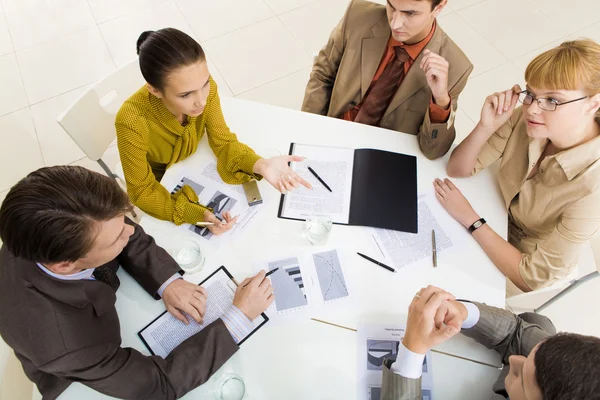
518, 90, 588, 112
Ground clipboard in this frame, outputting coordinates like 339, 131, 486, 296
138, 266, 269, 357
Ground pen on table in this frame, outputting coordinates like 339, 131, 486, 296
307, 166, 332, 193
432, 229, 437, 268
356, 252, 396, 273
242, 268, 279, 288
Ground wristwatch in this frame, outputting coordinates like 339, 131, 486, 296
468, 218, 486, 233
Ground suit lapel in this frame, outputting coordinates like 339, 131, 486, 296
383, 25, 444, 120
28, 262, 117, 316
360, 16, 390, 99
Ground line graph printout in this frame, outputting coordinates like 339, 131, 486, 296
313, 250, 349, 302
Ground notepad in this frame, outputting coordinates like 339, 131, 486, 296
278, 143, 418, 233
138, 266, 269, 358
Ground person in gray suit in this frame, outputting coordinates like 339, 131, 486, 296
381, 285, 600, 399
0, 166, 274, 400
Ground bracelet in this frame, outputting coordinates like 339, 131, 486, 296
468, 218, 486, 233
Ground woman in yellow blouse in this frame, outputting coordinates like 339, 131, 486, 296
433, 39, 600, 294
116, 28, 311, 235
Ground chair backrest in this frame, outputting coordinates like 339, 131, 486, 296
57, 61, 146, 161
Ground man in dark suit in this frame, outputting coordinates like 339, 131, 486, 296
381, 285, 600, 399
0, 166, 273, 400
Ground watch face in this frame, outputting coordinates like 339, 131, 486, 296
474, 221, 483, 228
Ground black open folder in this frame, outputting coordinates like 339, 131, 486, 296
277, 143, 418, 233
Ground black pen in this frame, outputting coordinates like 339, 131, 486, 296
357, 252, 396, 273
242, 268, 279, 288
307, 166, 332, 192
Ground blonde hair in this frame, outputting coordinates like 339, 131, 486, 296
525, 39, 600, 95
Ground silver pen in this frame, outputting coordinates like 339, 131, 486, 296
432, 229, 437, 267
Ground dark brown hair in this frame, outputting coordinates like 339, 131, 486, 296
535, 333, 600, 399
0, 166, 131, 264
136, 28, 206, 91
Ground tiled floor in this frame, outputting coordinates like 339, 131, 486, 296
0, 0, 599, 333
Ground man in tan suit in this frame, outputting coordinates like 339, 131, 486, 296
302, 0, 473, 159
380, 285, 600, 399
0, 166, 273, 400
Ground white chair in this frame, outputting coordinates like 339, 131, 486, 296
57, 61, 146, 221
57, 61, 145, 180
506, 242, 599, 313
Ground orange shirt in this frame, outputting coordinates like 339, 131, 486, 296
343, 21, 450, 124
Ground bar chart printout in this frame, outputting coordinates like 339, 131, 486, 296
268, 258, 308, 313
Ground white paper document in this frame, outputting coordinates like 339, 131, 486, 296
358, 323, 434, 400
255, 249, 352, 321
138, 267, 268, 359
365, 194, 456, 269
169, 163, 262, 244
280, 144, 354, 223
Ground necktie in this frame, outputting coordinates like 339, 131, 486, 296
355, 47, 410, 126
93, 266, 120, 292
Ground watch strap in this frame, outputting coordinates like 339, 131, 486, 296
468, 218, 486, 233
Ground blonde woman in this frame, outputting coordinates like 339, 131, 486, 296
433, 39, 600, 294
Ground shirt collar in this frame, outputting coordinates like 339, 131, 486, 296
36, 263, 95, 281
554, 130, 600, 181
388, 20, 437, 61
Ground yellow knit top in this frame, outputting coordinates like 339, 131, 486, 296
116, 77, 262, 224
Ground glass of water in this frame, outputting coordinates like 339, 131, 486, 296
214, 373, 245, 400
304, 214, 333, 245
169, 240, 205, 274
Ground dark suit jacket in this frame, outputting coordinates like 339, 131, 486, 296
380, 303, 555, 399
0, 218, 238, 400
302, 0, 473, 160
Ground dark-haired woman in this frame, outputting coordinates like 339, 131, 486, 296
116, 28, 311, 235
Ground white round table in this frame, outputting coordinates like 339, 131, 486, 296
59, 97, 507, 400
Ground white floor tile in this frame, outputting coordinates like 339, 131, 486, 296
31, 86, 89, 167
17, 27, 115, 105
88, 0, 169, 24
454, 108, 476, 144
528, 0, 600, 37
175, 0, 273, 42
279, 0, 349, 56
0, 4, 13, 56
0, 108, 44, 192
70, 145, 121, 177
458, 0, 570, 60
438, 13, 507, 77
0, 53, 28, 117
458, 62, 524, 122
511, 25, 600, 72
202, 18, 312, 95
577, 20, 600, 42
2, 0, 96, 51
449, 0, 486, 11
237, 67, 312, 111
263, 0, 318, 15
99, 1, 196, 68
206, 58, 233, 97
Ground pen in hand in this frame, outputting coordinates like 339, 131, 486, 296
242, 268, 279, 288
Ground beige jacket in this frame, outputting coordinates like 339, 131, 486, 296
302, 0, 473, 159
474, 107, 600, 290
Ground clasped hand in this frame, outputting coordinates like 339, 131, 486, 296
402, 286, 468, 354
